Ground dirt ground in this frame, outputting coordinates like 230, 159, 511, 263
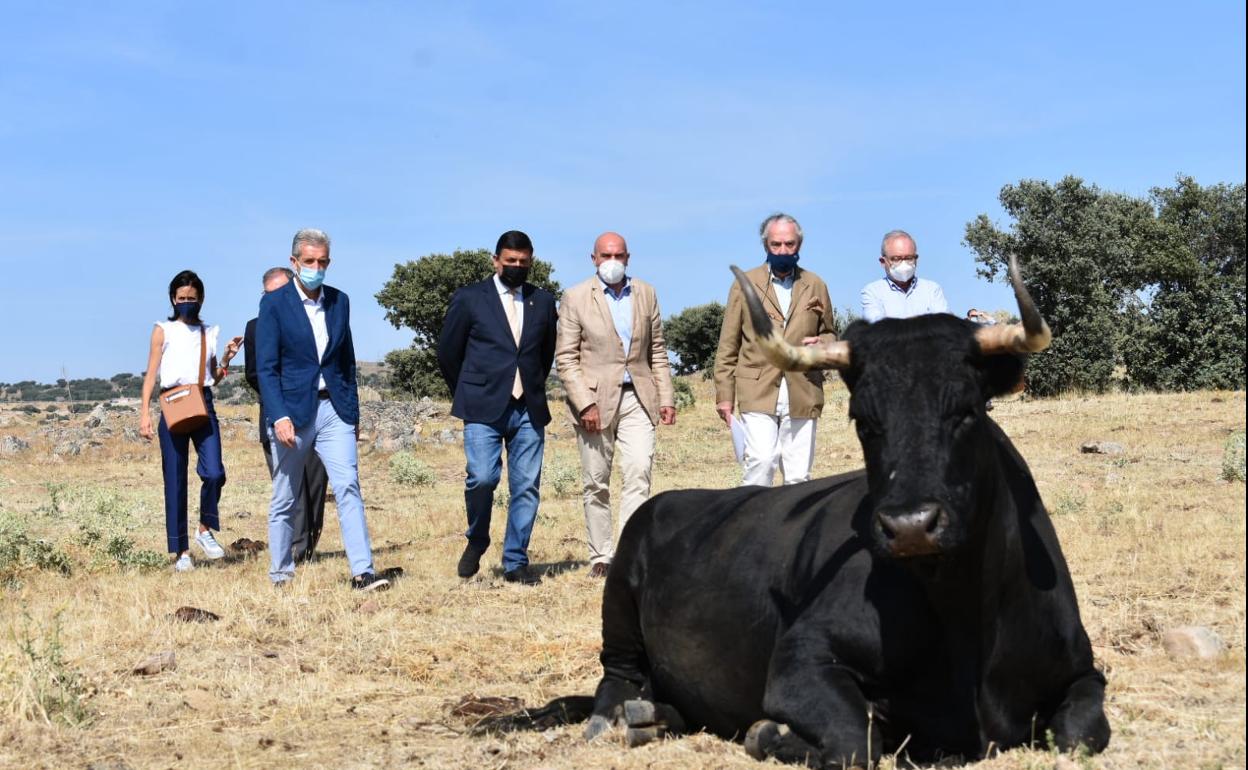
0, 379, 1243, 770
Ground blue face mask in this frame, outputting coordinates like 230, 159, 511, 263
766, 252, 800, 275
299, 267, 326, 290
174, 301, 199, 321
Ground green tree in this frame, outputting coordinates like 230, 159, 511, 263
664, 301, 725, 376
376, 249, 561, 397
1121, 177, 1246, 390
964, 176, 1161, 396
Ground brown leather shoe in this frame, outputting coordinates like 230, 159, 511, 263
588, 562, 609, 578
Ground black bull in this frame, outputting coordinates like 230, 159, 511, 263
482, 265, 1110, 767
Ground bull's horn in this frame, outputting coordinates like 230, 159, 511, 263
975, 254, 1052, 355
730, 266, 851, 371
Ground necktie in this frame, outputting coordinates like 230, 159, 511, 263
505, 289, 523, 399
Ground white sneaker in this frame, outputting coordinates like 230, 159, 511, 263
195, 530, 226, 560
174, 553, 195, 572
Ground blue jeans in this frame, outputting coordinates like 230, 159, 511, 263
267, 398, 374, 583
463, 400, 545, 572
158, 387, 224, 554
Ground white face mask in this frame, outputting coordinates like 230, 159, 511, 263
597, 259, 626, 285
887, 260, 916, 284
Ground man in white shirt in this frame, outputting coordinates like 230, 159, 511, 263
256, 228, 389, 592
860, 230, 949, 322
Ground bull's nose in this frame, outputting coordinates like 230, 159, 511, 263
875, 502, 948, 557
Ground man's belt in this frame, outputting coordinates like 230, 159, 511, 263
317, 389, 331, 399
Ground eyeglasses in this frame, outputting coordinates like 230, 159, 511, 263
883, 255, 918, 264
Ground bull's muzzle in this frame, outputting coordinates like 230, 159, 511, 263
875, 502, 949, 557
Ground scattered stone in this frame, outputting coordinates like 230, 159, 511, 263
357, 398, 448, 452
171, 606, 221, 623
298, 661, 316, 673
1161, 626, 1224, 660
85, 403, 109, 428
357, 598, 381, 615
0, 435, 30, 455
261, 650, 279, 659
133, 651, 177, 675
52, 440, 83, 456
234, 510, 252, 519
230, 538, 267, 555
1080, 441, 1124, 455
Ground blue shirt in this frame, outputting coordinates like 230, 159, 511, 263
600, 276, 633, 384
860, 276, 949, 323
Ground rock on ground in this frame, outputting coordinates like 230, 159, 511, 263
1161, 626, 1224, 660
0, 435, 29, 455
1081, 441, 1125, 455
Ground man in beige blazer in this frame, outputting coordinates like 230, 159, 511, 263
556, 232, 676, 577
714, 213, 839, 486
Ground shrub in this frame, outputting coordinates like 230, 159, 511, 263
1222, 431, 1246, 482
389, 452, 436, 487
3, 613, 93, 727
0, 512, 73, 585
673, 378, 696, 411
546, 462, 580, 498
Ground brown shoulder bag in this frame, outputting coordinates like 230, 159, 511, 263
160, 327, 210, 434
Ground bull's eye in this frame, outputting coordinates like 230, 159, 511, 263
954, 411, 976, 433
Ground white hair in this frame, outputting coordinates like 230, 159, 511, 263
292, 228, 331, 258
880, 229, 916, 256
759, 213, 803, 246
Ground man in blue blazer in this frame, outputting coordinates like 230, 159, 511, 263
256, 228, 388, 591
438, 230, 559, 585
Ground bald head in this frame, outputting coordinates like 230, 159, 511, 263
591, 231, 630, 286
593, 232, 628, 257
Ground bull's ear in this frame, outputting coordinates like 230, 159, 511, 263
980, 353, 1026, 398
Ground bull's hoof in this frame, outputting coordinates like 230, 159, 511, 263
584, 715, 613, 741
744, 719, 785, 760
626, 724, 665, 747
623, 699, 657, 726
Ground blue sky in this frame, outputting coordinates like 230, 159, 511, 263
1, 1, 1243, 383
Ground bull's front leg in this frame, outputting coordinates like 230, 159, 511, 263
749, 631, 881, 769
1048, 671, 1110, 754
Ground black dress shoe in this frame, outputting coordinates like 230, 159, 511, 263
457, 544, 486, 578
503, 565, 541, 585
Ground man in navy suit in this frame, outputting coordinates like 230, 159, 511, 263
256, 228, 388, 591
438, 230, 558, 585
244, 266, 328, 563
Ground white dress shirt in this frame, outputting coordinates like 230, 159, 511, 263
295, 280, 329, 390
494, 273, 525, 329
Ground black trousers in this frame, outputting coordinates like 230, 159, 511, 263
262, 439, 329, 561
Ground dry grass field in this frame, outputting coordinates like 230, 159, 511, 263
1, 378, 1243, 770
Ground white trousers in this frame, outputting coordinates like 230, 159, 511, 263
576, 388, 656, 565
740, 380, 816, 486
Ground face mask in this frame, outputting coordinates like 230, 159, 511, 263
499, 265, 529, 288
299, 267, 326, 290
597, 259, 626, 285
766, 252, 800, 275
887, 260, 916, 284
174, 301, 199, 321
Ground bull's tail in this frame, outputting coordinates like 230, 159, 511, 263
471, 695, 596, 735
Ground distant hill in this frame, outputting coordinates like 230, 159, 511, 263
0, 362, 388, 404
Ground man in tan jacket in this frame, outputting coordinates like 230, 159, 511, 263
714, 213, 838, 486
556, 232, 676, 577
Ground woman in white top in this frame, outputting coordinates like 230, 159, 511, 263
139, 270, 242, 572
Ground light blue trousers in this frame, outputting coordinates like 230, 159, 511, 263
267, 398, 374, 583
